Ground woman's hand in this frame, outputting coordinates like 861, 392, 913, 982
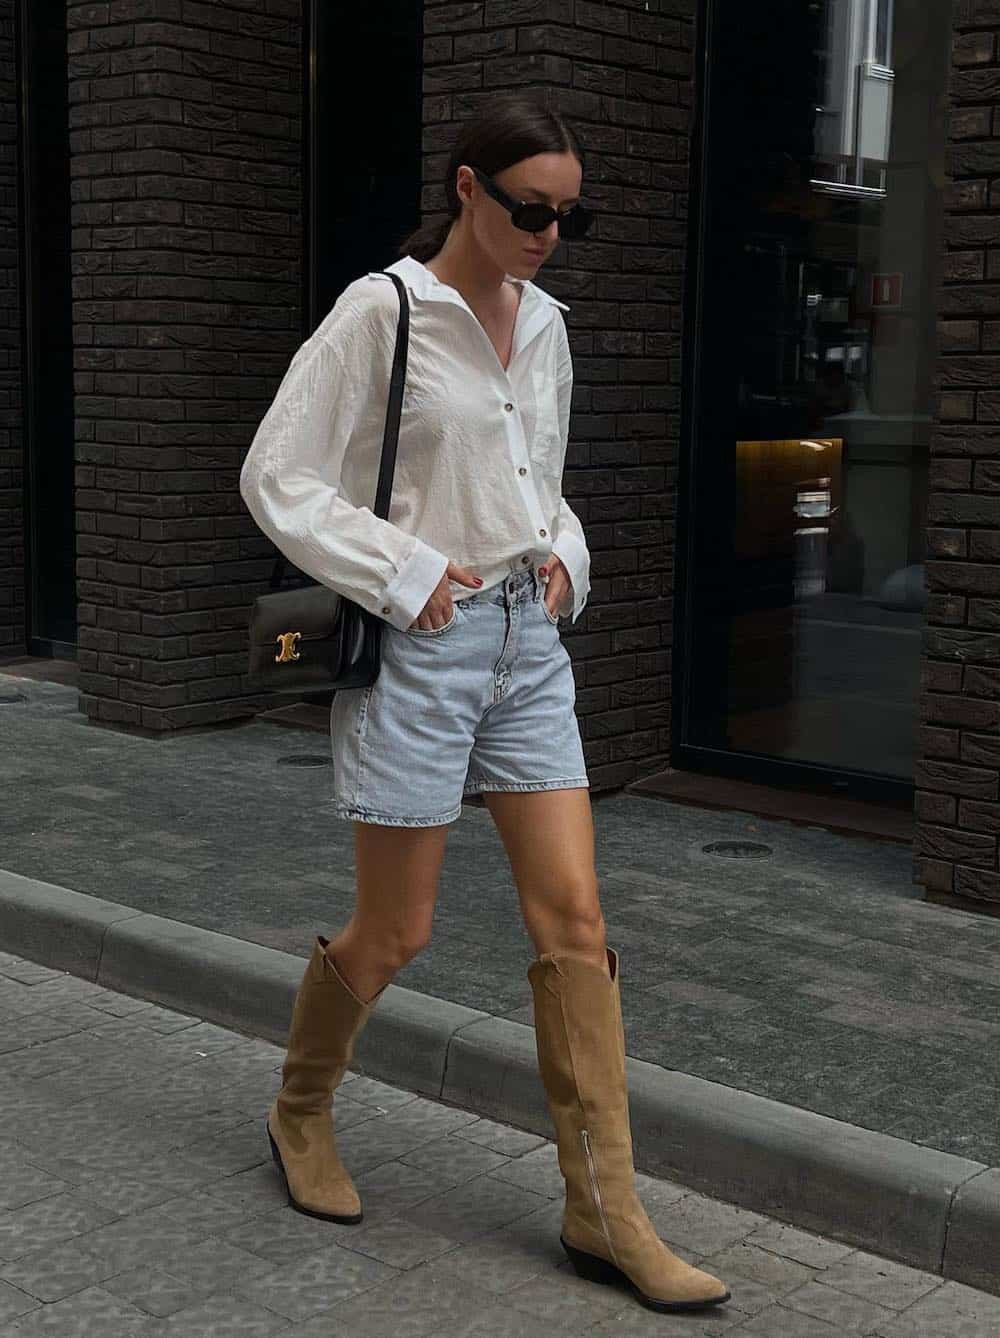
539, 556, 572, 620
409, 560, 482, 631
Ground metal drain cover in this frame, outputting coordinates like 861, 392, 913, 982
0, 691, 27, 704
277, 754, 331, 768
702, 841, 772, 859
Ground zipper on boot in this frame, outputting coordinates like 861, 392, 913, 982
581, 1128, 619, 1267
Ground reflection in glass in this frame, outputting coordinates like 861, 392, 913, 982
684, 0, 950, 783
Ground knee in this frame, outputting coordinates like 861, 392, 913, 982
539, 892, 606, 957
352, 918, 433, 971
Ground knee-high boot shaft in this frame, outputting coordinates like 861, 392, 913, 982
528, 947, 730, 1312
267, 936, 384, 1223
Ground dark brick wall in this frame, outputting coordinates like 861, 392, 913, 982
0, 0, 24, 655
68, 0, 301, 731
423, 0, 694, 791
915, 0, 1000, 907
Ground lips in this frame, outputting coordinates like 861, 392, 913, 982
525, 249, 546, 259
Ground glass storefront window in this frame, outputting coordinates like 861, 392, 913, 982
681, 0, 950, 789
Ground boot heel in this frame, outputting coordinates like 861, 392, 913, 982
561, 1236, 623, 1287
267, 1126, 291, 1201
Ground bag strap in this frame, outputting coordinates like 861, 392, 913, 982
270, 270, 411, 590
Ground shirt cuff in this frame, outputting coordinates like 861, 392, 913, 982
551, 530, 590, 623
380, 541, 450, 632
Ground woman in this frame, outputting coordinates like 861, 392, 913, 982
239, 93, 730, 1315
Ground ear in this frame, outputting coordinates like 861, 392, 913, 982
455, 165, 476, 207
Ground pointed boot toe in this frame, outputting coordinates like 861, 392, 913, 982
267, 1106, 363, 1224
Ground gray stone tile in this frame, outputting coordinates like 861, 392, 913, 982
0, 1193, 121, 1262
737, 1303, 851, 1335
0, 1164, 71, 1211
155, 1236, 266, 1292
0, 1239, 119, 1302
454, 1118, 548, 1157
144, 1294, 290, 1336
0, 1012, 81, 1056
341, 1075, 422, 1113
353, 1159, 456, 1215
399, 1174, 552, 1243
222, 1205, 360, 1263
743, 1221, 857, 1270
817, 1251, 946, 1310
156, 1190, 269, 1237
398, 1134, 511, 1185
652, 1192, 769, 1256
0, 1279, 40, 1324
702, 1241, 818, 1295
101, 1266, 212, 1318
7, 1283, 151, 1337
782, 1278, 899, 1332
241, 1243, 396, 1321
487, 1141, 564, 1199
202, 1162, 287, 1215
337, 1215, 458, 1270
280, 1261, 506, 1338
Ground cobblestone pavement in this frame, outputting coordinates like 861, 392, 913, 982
3, 671, 1000, 1168
0, 954, 997, 1337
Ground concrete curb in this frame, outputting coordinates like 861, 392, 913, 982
0, 868, 995, 1294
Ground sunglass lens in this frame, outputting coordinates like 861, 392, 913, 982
514, 204, 556, 232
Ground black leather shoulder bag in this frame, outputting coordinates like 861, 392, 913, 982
246, 270, 410, 694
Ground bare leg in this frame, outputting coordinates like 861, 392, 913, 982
482, 787, 608, 973
326, 819, 452, 1001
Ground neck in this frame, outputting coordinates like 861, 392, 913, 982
423, 221, 514, 308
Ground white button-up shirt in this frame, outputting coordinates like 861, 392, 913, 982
239, 254, 591, 632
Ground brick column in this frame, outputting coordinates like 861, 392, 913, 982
0, 0, 24, 655
423, 0, 694, 790
69, 0, 301, 731
916, 0, 1000, 908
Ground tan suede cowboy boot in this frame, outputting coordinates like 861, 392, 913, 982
528, 947, 731, 1313
266, 936, 385, 1223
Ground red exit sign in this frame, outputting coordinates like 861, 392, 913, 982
871, 273, 903, 308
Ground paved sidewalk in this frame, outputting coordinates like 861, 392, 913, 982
0, 956, 997, 1338
2, 670, 999, 1170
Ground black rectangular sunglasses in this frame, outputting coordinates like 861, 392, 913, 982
472, 166, 592, 240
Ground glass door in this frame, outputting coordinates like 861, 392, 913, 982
678, 0, 951, 795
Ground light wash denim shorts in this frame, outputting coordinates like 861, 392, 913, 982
330, 564, 589, 826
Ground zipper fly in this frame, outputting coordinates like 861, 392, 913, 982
581, 1128, 618, 1266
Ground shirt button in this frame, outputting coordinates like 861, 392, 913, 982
382, 606, 390, 614
504, 402, 514, 412
521, 555, 530, 564
539, 528, 547, 538
518, 466, 527, 475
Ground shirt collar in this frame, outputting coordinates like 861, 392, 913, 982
372, 254, 570, 314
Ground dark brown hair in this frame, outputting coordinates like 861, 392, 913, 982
397, 92, 584, 262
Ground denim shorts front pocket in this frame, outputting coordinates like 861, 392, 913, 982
404, 603, 460, 637
540, 593, 561, 626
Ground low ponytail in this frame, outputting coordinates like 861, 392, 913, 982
396, 94, 583, 265
397, 214, 455, 263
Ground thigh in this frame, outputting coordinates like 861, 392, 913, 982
352, 820, 451, 945
482, 788, 603, 953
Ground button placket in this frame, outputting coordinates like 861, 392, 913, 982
501, 389, 552, 568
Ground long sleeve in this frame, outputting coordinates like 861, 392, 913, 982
239, 302, 449, 633
550, 314, 591, 623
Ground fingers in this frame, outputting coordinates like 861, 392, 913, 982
446, 561, 483, 589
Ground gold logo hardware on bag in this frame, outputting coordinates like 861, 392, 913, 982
274, 632, 302, 663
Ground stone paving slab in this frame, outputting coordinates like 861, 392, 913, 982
0, 961, 997, 1337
